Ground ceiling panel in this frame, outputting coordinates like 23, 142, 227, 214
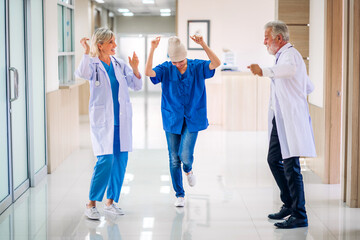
96, 0, 176, 16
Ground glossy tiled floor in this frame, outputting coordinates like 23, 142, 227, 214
1, 93, 360, 240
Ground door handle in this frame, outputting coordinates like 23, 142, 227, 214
9, 67, 19, 102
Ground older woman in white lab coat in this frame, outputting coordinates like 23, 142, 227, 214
248, 20, 315, 229
75, 27, 142, 220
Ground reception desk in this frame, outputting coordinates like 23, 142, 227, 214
221, 71, 270, 131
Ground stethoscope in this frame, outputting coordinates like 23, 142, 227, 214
94, 57, 122, 87
95, 64, 100, 86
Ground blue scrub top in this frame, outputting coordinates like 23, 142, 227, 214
150, 59, 215, 134
101, 60, 120, 126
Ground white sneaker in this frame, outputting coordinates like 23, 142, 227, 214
85, 206, 101, 220
187, 172, 196, 187
174, 197, 185, 207
104, 204, 124, 215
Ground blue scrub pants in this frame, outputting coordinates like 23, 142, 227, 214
165, 122, 198, 198
267, 118, 307, 219
89, 125, 128, 203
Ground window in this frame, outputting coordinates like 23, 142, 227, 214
57, 0, 74, 85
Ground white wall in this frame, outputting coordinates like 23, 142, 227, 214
177, 0, 275, 72
74, 0, 91, 68
308, 0, 325, 107
116, 16, 175, 34
44, 0, 59, 93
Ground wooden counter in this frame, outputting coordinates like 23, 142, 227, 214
221, 71, 270, 131
46, 80, 86, 173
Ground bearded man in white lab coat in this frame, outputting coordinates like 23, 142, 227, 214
248, 20, 316, 229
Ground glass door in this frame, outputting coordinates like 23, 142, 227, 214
1, 0, 46, 214
29, 0, 46, 178
0, 0, 10, 211
9, 0, 29, 199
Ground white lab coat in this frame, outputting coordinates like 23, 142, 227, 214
263, 43, 316, 158
75, 54, 142, 156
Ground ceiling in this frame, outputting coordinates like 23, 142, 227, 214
96, 0, 177, 17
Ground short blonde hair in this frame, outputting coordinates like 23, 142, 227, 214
89, 27, 114, 57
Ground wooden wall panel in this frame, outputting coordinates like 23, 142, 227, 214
79, 81, 90, 115
278, 0, 310, 80
47, 88, 80, 173
278, 0, 310, 24
352, 0, 360, 209
308, 104, 326, 181
324, 0, 343, 184
343, 0, 360, 207
288, 25, 309, 57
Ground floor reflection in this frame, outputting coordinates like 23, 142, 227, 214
170, 208, 186, 240
273, 227, 308, 240
0, 180, 48, 240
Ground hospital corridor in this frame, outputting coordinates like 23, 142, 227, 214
1, 0, 360, 239
1, 93, 360, 239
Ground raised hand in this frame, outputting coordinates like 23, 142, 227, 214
80, 37, 90, 54
129, 52, 140, 78
151, 37, 161, 50
190, 34, 220, 69
190, 35, 205, 46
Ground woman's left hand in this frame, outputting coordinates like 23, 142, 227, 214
129, 52, 139, 69
190, 35, 205, 47
129, 52, 140, 78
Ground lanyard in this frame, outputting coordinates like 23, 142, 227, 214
275, 45, 293, 64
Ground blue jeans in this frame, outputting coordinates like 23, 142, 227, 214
165, 122, 198, 198
267, 118, 307, 219
89, 125, 128, 203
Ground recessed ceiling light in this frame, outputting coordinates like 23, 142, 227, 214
94, 0, 105, 3
118, 8, 130, 13
123, 12, 134, 16
161, 13, 171, 16
160, 9, 171, 13
142, 0, 154, 4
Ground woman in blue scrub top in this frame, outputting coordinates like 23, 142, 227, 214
75, 28, 142, 220
145, 36, 221, 207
